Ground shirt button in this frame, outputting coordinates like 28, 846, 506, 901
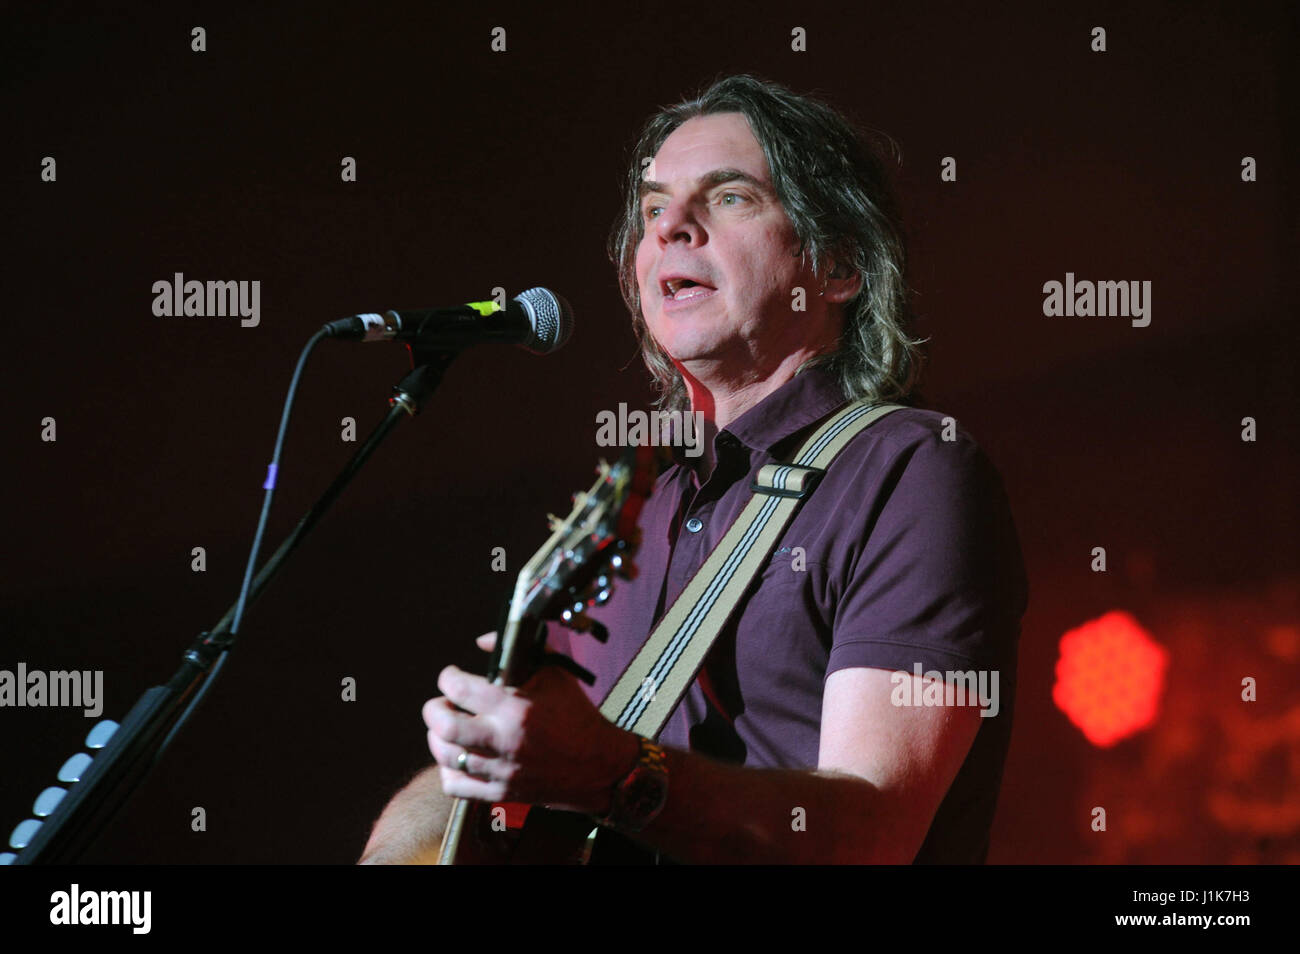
685, 517, 704, 533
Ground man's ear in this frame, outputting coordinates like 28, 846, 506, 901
822, 261, 863, 303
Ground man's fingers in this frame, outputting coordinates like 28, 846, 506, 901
422, 696, 498, 750
437, 665, 508, 716
476, 631, 497, 652
428, 733, 488, 775
437, 765, 507, 804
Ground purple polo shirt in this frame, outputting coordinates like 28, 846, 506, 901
552, 365, 1028, 863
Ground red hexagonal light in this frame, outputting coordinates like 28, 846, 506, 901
1053, 610, 1169, 747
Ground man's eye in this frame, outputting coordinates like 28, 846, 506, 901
719, 192, 746, 206
643, 205, 662, 220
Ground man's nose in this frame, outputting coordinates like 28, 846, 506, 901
653, 201, 704, 246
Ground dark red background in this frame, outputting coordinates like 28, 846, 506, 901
1, 0, 1295, 863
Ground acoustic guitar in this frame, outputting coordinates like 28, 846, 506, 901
437, 445, 663, 864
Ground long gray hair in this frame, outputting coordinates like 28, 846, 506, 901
608, 74, 926, 411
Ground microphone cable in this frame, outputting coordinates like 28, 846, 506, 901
156, 328, 328, 762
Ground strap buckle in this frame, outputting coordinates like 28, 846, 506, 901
749, 463, 825, 499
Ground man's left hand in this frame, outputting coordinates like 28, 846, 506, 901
424, 658, 637, 815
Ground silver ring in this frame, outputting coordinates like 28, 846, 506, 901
455, 750, 470, 773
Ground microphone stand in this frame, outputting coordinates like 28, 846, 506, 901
14, 350, 456, 864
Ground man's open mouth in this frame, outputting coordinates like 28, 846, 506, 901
661, 277, 717, 301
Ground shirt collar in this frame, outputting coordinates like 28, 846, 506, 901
668, 362, 849, 466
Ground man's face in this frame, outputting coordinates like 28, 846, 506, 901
634, 112, 821, 376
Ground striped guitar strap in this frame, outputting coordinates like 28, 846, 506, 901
598, 400, 904, 738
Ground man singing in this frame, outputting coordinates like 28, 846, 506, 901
361, 74, 1028, 864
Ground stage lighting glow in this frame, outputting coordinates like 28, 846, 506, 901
1053, 610, 1169, 747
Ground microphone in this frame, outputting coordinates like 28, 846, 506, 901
323, 287, 573, 355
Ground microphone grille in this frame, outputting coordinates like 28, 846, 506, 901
515, 287, 574, 355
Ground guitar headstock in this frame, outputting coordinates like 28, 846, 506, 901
490, 445, 662, 688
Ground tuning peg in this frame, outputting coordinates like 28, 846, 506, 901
547, 513, 563, 532
541, 651, 596, 686
560, 608, 609, 643
591, 573, 617, 605
609, 553, 637, 580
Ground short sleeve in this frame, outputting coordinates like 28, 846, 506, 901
827, 425, 1028, 682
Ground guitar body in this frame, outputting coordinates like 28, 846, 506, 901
517, 810, 664, 865
442, 800, 659, 865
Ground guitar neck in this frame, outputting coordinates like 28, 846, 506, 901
436, 612, 530, 865
436, 797, 481, 865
